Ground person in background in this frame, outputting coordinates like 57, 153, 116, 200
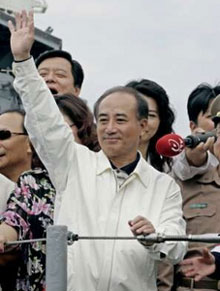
8, 11, 187, 291
0, 108, 33, 290
173, 83, 220, 181
160, 84, 220, 291
0, 109, 32, 182
35, 49, 84, 96
180, 94, 220, 285
126, 79, 175, 173
55, 94, 99, 152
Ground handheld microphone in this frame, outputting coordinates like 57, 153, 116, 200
184, 131, 217, 148
156, 131, 216, 157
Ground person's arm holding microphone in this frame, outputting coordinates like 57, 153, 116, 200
172, 86, 220, 180
183, 128, 216, 167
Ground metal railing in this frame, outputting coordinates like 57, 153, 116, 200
6, 226, 220, 291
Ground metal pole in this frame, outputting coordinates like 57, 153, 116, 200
6, 238, 46, 245
5, 232, 220, 246
67, 232, 220, 244
46, 225, 68, 291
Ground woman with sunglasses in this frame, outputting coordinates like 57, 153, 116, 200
0, 96, 99, 291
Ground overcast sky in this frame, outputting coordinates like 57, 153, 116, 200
34, 0, 220, 136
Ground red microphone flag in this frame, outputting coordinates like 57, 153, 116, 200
156, 133, 185, 157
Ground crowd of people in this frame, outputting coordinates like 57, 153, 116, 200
0, 10, 220, 291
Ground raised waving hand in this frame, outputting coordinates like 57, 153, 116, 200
8, 10, 35, 61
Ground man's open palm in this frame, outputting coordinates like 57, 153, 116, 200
8, 10, 35, 61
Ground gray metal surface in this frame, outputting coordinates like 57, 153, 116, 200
46, 225, 68, 291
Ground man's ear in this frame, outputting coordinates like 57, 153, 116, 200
26, 139, 32, 154
139, 118, 148, 137
189, 121, 197, 133
73, 87, 81, 97
189, 120, 205, 134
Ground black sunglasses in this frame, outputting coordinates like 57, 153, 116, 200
0, 130, 28, 140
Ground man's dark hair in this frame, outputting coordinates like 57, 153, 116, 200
94, 86, 148, 121
187, 83, 220, 123
126, 79, 175, 172
35, 50, 84, 89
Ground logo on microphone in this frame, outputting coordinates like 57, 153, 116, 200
168, 138, 185, 153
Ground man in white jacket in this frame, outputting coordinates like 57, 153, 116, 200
8, 11, 187, 291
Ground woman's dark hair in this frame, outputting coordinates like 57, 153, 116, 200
126, 79, 175, 172
54, 94, 100, 151
0, 108, 44, 169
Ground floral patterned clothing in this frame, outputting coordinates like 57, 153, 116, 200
0, 168, 55, 291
